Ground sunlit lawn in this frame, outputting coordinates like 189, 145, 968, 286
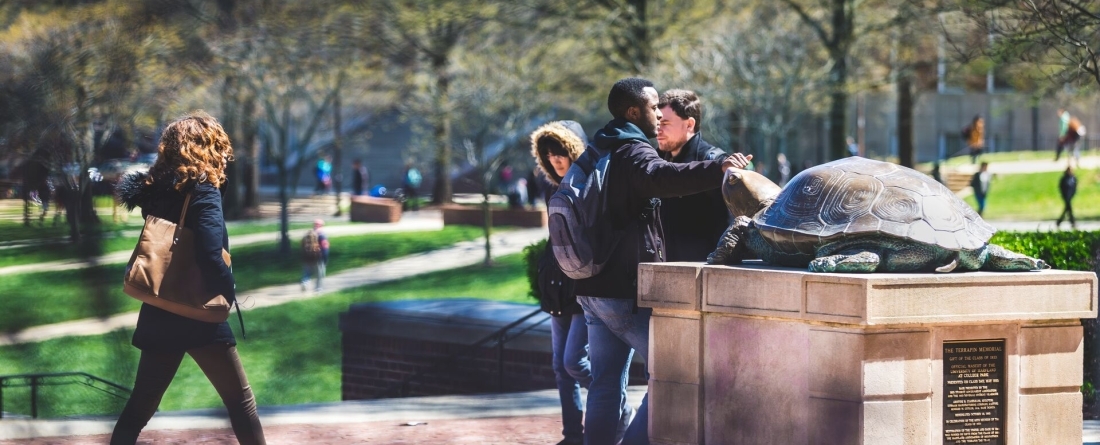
920, 149, 1092, 169
962, 169, 1100, 222
0, 211, 341, 268
0, 254, 533, 418
0, 226, 485, 331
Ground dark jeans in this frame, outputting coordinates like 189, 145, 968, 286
111, 343, 265, 445
1058, 199, 1076, 228
975, 193, 987, 216
551, 313, 591, 442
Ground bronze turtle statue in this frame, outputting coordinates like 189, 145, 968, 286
707, 157, 1048, 273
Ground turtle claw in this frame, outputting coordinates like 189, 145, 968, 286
935, 259, 958, 273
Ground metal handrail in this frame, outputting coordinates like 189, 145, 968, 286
391, 308, 550, 398
0, 372, 131, 419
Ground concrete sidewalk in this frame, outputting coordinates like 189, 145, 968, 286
0, 386, 645, 443
0, 211, 444, 277
0, 227, 548, 347
0, 386, 1095, 444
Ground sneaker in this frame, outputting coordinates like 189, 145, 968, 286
614, 404, 635, 444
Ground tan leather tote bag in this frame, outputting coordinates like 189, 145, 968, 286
123, 193, 232, 323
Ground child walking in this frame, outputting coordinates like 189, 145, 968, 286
301, 219, 329, 292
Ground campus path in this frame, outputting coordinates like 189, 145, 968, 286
0, 387, 1097, 444
0, 386, 647, 443
0, 210, 445, 277
947, 153, 1100, 175
0, 226, 548, 347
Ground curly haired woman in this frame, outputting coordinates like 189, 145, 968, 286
113, 111, 265, 444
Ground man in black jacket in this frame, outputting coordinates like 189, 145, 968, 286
1057, 166, 1077, 230
574, 78, 750, 445
656, 89, 743, 262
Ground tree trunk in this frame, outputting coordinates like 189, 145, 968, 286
482, 171, 493, 267
897, 74, 915, 168
828, 58, 849, 161
431, 61, 453, 205
278, 162, 291, 254
241, 93, 259, 213
332, 89, 344, 217
221, 76, 243, 220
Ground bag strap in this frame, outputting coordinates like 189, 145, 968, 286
173, 193, 193, 246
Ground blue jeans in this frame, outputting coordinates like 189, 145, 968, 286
551, 313, 591, 442
578, 296, 651, 445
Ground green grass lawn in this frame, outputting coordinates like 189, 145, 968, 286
963, 169, 1100, 222
0, 226, 485, 331
915, 149, 1093, 170
0, 254, 533, 418
0, 220, 341, 268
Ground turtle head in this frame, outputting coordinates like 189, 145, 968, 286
722, 168, 782, 218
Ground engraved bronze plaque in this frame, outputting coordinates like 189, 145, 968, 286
943, 339, 1005, 445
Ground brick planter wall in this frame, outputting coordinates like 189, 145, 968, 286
340, 299, 645, 400
350, 196, 402, 223
439, 204, 546, 228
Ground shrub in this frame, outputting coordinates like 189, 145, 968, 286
522, 239, 547, 301
990, 231, 1100, 271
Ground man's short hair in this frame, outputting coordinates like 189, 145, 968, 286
607, 77, 656, 119
658, 89, 703, 132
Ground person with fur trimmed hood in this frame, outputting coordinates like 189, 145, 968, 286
531, 120, 631, 445
113, 112, 265, 445
532, 120, 587, 203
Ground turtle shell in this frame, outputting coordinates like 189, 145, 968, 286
753, 157, 995, 255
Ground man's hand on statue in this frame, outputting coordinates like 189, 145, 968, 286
723, 153, 753, 171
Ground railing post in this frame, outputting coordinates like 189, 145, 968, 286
30, 376, 37, 419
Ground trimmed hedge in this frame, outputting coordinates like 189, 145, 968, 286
523, 239, 547, 301
990, 231, 1100, 271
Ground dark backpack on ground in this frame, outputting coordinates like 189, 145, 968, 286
301, 230, 322, 262
536, 246, 577, 316
548, 145, 623, 280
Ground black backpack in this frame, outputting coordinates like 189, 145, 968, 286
536, 246, 577, 316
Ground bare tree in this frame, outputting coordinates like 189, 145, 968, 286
374, 0, 503, 205
963, 1, 1100, 89
666, 7, 826, 175
778, 0, 945, 160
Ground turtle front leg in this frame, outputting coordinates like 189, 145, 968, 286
808, 249, 881, 273
981, 244, 1049, 271
707, 216, 752, 265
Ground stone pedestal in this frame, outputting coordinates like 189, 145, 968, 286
440, 204, 547, 228
350, 196, 401, 223
638, 261, 1097, 445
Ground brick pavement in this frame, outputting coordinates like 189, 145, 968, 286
0, 415, 564, 444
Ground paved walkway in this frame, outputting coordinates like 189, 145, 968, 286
0, 211, 444, 277
0, 386, 1095, 443
0, 386, 645, 443
0, 226, 548, 346
946, 153, 1100, 175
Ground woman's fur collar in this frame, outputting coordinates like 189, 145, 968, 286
116, 171, 178, 210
